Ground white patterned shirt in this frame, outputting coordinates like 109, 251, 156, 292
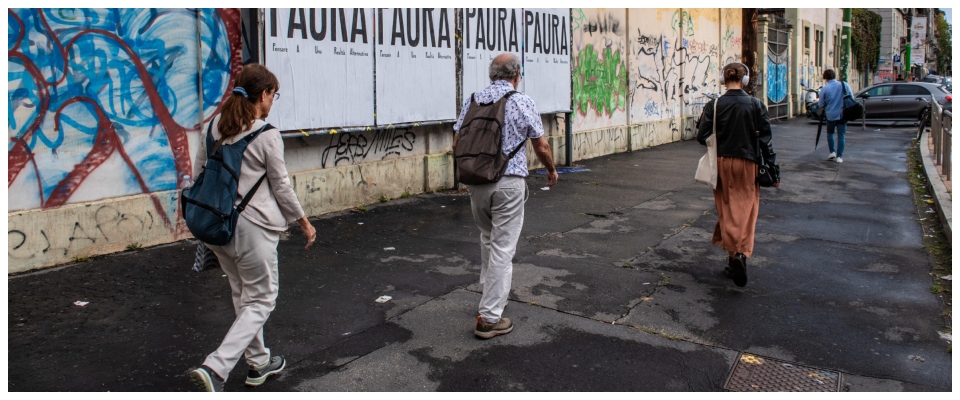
454, 80, 544, 177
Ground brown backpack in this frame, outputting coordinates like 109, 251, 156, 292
455, 91, 524, 185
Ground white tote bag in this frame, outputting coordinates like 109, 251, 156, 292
694, 99, 718, 189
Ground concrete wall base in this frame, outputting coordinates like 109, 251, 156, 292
8, 191, 190, 274
8, 153, 457, 274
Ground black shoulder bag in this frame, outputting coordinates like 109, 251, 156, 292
753, 99, 780, 187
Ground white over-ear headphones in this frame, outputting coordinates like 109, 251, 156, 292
724, 62, 750, 86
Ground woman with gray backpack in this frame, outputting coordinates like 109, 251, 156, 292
184, 64, 316, 392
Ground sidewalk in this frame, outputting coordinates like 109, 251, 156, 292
7, 118, 951, 391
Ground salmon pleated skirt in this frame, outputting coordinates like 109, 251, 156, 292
712, 157, 759, 258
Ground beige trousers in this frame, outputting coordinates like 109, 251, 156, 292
469, 176, 528, 324
203, 215, 280, 380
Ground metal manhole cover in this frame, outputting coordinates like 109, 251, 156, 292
724, 353, 841, 392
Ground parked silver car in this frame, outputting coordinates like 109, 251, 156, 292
854, 82, 952, 122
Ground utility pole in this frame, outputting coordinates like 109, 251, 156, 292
840, 8, 852, 81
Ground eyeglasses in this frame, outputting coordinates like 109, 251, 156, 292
274, 92, 280, 100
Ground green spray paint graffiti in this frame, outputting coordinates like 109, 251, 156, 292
573, 44, 627, 117
672, 10, 695, 37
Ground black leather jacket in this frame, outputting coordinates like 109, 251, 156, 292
696, 90, 776, 166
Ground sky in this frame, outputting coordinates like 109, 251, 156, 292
942, 8, 951, 24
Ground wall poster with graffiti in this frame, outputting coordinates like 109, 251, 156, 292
461, 8, 524, 98
375, 8, 456, 125
521, 8, 571, 113
8, 8, 241, 216
680, 9, 721, 118
628, 9, 683, 124
264, 8, 376, 131
570, 8, 628, 132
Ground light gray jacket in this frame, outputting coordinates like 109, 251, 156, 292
192, 116, 305, 232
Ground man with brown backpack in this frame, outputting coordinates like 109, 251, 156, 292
453, 53, 559, 339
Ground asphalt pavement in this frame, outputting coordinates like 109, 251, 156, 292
7, 117, 951, 391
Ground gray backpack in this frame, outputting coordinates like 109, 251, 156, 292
454, 91, 523, 185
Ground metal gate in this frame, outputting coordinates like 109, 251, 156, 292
766, 16, 790, 120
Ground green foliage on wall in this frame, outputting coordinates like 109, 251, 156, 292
851, 9, 882, 72
934, 11, 951, 75
573, 44, 627, 117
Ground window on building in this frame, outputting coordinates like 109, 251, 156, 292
804, 26, 810, 49
815, 29, 824, 67
833, 29, 840, 66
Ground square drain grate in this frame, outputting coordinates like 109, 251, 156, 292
724, 353, 841, 392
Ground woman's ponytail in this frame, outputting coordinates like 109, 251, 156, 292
217, 64, 279, 138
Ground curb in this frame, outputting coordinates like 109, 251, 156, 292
918, 129, 952, 244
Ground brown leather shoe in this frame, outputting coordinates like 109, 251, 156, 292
475, 316, 513, 339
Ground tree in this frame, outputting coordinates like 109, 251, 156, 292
934, 10, 951, 75
851, 9, 882, 75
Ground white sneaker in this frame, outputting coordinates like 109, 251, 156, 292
836, 157, 843, 163
828, 152, 837, 160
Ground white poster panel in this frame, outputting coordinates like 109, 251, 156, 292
461, 8, 524, 99
375, 8, 457, 125
910, 17, 926, 66
521, 8, 571, 113
264, 8, 375, 130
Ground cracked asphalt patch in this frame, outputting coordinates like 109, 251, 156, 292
295, 289, 737, 391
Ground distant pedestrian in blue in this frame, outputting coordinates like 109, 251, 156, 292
817, 69, 852, 163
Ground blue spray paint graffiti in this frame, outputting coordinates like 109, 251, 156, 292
766, 51, 788, 104
8, 8, 241, 222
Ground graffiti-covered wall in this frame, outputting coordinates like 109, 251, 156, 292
570, 8, 743, 157
8, 8, 241, 272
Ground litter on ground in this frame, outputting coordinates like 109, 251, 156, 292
536, 167, 590, 174
375, 295, 393, 303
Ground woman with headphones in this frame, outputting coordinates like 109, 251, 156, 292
695, 63, 778, 287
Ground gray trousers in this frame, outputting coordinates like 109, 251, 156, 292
468, 176, 527, 324
203, 215, 280, 379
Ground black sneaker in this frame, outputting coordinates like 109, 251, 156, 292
731, 253, 748, 287
246, 355, 286, 387
189, 365, 224, 392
